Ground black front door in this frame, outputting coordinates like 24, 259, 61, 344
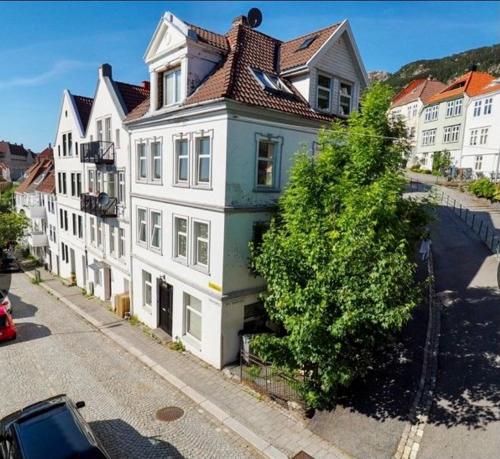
158, 281, 173, 336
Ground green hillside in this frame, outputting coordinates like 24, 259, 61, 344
384, 44, 500, 90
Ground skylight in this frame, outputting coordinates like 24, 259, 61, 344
251, 69, 292, 94
297, 35, 317, 51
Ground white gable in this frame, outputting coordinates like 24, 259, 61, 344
317, 31, 360, 83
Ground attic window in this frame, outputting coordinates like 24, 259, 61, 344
447, 81, 466, 91
251, 69, 292, 94
297, 35, 317, 51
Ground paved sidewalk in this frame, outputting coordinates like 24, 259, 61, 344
24, 268, 349, 459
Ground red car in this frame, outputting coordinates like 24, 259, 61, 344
0, 305, 16, 341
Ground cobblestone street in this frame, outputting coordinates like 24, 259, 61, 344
0, 272, 261, 459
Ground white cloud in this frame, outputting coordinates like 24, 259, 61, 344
0, 60, 90, 90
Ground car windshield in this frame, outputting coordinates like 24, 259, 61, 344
15, 405, 107, 459
0, 315, 7, 328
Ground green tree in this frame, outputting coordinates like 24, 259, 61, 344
250, 83, 428, 409
431, 150, 451, 176
0, 184, 15, 213
0, 211, 28, 252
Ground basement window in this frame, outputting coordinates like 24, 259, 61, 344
251, 68, 292, 94
297, 35, 317, 50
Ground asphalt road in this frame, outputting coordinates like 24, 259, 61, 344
418, 205, 500, 459
0, 272, 260, 459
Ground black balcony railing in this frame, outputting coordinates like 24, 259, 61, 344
80, 140, 115, 164
80, 193, 117, 218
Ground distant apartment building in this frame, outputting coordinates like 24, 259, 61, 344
123, 11, 368, 368
389, 78, 445, 164
414, 70, 494, 170
0, 141, 35, 180
460, 78, 500, 178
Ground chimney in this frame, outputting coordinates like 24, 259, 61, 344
142, 80, 150, 90
468, 64, 478, 72
232, 15, 248, 27
99, 63, 112, 79
48, 143, 52, 149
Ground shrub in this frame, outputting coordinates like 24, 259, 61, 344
469, 178, 496, 199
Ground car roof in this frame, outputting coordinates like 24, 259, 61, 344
13, 403, 106, 459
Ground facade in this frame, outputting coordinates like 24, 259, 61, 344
0, 141, 35, 180
53, 64, 148, 302
460, 79, 500, 178
125, 12, 368, 368
414, 71, 494, 170
389, 78, 446, 164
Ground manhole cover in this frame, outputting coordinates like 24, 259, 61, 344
155, 406, 184, 422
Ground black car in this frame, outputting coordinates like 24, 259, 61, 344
0, 395, 110, 459
0, 256, 19, 273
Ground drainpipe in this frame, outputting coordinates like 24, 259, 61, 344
127, 128, 134, 316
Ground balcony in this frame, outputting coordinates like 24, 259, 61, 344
28, 231, 48, 248
28, 206, 46, 220
80, 141, 115, 165
80, 193, 117, 218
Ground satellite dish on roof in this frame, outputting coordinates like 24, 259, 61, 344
97, 192, 110, 207
247, 8, 262, 28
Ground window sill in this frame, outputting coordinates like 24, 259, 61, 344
173, 256, 188, 267
192, 184, 212, 191
173, 182, 189, 188
253, 187, 280, 193
149, 246, 162, 256
182, 333, 202, 352
192, 263, 209, 275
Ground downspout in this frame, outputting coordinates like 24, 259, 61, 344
127, 127, 134, 316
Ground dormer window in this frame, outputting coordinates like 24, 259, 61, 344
339, 82, 352, 116
251, 69, 291, 94
317, 74, 332, 111
164, 67, 181, 106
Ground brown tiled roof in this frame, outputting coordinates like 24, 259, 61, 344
185, 22, 229, 51
391, 78, 446, 108
16, 160, 52, 193
187, 24, 334, 122
426, 71, 495, 104
37, 146, 53, 160
125, 98, 150, 122
115, 82, 150, 114
35, 170, 55, 194
73, 95, 93, 130
280, 23, 341, 72
9, 143, 31, 157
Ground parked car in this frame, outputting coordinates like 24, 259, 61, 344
0, 255, 19, 273
0, 291, 12, 314
0, 395, 110, 459
0, 306, 16, 342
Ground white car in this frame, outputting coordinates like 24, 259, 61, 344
0, 290, 11, 314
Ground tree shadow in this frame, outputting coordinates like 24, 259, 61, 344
90, 418, 184, 459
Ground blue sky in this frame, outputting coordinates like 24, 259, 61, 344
0, 1, 498, 151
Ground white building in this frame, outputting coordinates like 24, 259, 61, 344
389, 78, 445, 164
460, 79, 500, 178
53, 65, 148, 302
125, 12, 368, 368
414, 70, 494, 170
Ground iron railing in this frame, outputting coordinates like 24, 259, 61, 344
80, 140, 114, 164
80, 193, 117, 218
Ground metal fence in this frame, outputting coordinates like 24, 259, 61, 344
240, 350, 305, 409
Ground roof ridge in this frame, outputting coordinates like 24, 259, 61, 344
73, 94, 94, 102
282, 22, 342, 44
115, 80, 150, 91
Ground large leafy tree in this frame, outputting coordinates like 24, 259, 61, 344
250, 83, 428, 409
0, 211, 28, 251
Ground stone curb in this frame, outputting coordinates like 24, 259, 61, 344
24, 270, 289, 459
393, 248, 441, 459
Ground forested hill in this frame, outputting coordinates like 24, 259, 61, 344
369, 44, 500, 90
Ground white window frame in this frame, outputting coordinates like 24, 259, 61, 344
443, 124, 460, 143
137, 207, 147, 245
118, 171, 125, 205
96, 220, 102, 248
317, 73, 332, 111
109, 226, 116, 256
88, 170, 95, 194
475, 155, 483, 171
194, 135, 212, 187
118, 228, 125, 258
339, 81, 353, 116
424, 105, 438, 122
150, 210, 162, 252
150, 139, 162, 183
90, 217, 96, 244
173, 215, 188, 263
174, 137, 189, 186
164, 67, 182, 106
142, 270, 152, 309
255, 134, 282, 190
96, 119, 103, 141
470, 129, 478, 145
421, 129, 436, 146
473, 100, 482, 117
184, 293, 202, 343
484, 97, 493, 115
479, 127, 489, 145
192, 220, 209, 271
137, 142, 147, 181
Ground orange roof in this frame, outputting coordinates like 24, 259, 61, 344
426, 71, 495, 104
472, 78, 500, 98
36, 170, 55, 194
391, 78, 446, 108
16, 160, 53, 193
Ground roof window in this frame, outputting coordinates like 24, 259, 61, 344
251, 69, 292, 94
447, 81, 466, 91
297, 35, 317, 50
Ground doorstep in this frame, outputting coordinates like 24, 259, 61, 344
152, 327, 172, 344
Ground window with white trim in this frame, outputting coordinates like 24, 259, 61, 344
184, 293, 202, 342
150, 211, 162, 251
421, 129, 436, 146
317, 74, 331, 111
142, 270, 152, 308
473, 100, 482, 117
151, 141, 162, 181
137, 143, 147, 180
424, 105, 438, 122
479, 127, 489, 145
256, 139, 278, 188
109, 226, 116, 256
90, 217, 96, 244
164, 67, 181, 106
97, 221, 102, 248
78, 215, 83, 238
118, 228, 125, 258
97, 120, 103, 141
193, 221, 209, 269
470, 129, 478, 145
137, 208, 147, 244
104, 117, 111, 142
443, 125, 460, 143
88, 170, 95, 194
118, 171, 125, 205
175, 139, 189, 184
174, 216, 188, 260
339, 82, 352, 116
484, 97, 493, 115
475, 155, 483, 171
195, 136, 211, 185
